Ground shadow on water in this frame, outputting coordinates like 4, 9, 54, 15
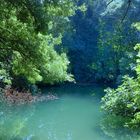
0, 84, 140, 140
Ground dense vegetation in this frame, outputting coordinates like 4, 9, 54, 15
0, 0, 86, 89
64, 0, 140, 84
102, 23, 140, 132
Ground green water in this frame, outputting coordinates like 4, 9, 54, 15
0, 85, 138, 140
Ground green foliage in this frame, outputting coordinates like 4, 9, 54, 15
11, 33, 73, 84
92, 20, 138, 83
101, 75, 140, 137
102, 24, 140, 131
102, 75, 140, 129
102, 76, 139, 117
133, 23, 140, 31
0, 0, 82, 86
0, 64, 11, 85
101, 22, 140, 132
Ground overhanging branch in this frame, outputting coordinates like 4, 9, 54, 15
121, 0, 132, 23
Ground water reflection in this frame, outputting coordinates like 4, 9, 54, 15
0, 85, 140, 140
0, 103, 35, 140
101, 114, 140, 140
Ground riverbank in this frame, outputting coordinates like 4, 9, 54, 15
0, 87, 58, 105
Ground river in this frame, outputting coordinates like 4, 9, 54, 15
0, 84, 138, 140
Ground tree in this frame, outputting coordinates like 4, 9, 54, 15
101, 22, 140, 131
0, 0, 85, 86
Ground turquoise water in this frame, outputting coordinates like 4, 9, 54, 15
0, 85, 138, 140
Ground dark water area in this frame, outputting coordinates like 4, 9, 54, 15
0, 85, 139, 140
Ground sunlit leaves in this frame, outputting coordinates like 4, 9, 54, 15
0, 0, 76, 85
132, 22, 140, 31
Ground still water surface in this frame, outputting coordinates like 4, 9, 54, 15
0, 85, 138, 140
